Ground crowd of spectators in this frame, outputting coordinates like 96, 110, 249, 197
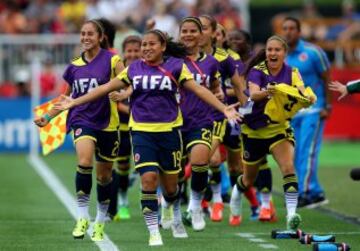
0, 0, 246, 98
0, 0, 359, 98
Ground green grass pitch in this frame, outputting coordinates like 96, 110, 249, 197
0, 141, 359, 251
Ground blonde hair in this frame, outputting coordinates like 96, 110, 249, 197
267, 35, 288, 52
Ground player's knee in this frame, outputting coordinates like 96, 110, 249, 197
141, 172, 158, 191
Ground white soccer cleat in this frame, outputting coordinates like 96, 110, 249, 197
148, 231, 163, 246
171, 222, 188, 238
191, 209, 206, 231
161, 203, 174, 230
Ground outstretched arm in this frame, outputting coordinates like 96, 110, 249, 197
183, 79, 241, 122
55, 78, 127, 110
34, 86, 72, 127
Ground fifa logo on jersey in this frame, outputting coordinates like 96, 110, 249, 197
193, 73, 210, 87
133, 75, 173, 90
72, 78, 99, 93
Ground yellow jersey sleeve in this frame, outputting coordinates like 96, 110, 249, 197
116, 67, 131, 85
111, 54, 122, 79
291, 68, 304, 88
178, 63, 194, 85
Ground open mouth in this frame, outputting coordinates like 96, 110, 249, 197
269, 58, 278, 62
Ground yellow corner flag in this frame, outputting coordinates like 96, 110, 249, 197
34, 97, 68, 155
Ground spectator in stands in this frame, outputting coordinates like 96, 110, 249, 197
0, 1, 27, 34
58, 0, 87, 32
40, 58, 58, 97
25, 0, 58, 33
282, 17, 332, 209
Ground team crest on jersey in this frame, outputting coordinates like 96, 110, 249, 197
299, 53, 308, 62
134, 153, 141, 162
75, 128, 82, 136
243, 150, 250, 159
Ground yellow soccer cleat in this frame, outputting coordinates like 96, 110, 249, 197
72, 218, 89, 239
91, 223, 105, 241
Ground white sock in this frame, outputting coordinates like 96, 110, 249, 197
211, 183, 223, 203
260, 192, 271, 209
189, 189, 203, 211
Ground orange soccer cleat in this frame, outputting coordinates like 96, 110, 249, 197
229, 215, 242, 226
210, 202, 224, 222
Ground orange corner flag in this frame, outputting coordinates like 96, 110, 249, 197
34, 97, 68, 155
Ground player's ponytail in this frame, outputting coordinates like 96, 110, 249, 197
146, 29, 189, 58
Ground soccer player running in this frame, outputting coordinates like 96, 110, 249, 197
34, 20, 124, 241
229, 35, 316, 230
228, 29, 277, 223
55, 29, 241, 246
282, 17, 332, 208
162, 16, 223, 233
107, 35, 142, 221
198, 15, 250, 224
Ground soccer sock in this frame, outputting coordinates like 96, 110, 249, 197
107, 170, 119, 216
229, 171, 240, 187
75, 165, 93, 220
244, 187, 259, 208
95, 177, 112, 223
141, 190, 159, 234
118, 168, 130, 192
283, 174, 299, 217
260, 192, 271, 209
191, 164, 209, 192
236, 174, 248, 193
210, 165, 222, 203
188, 190, 203, 212
117, 167, 130, 207
189, 164, 208, 211
230, 185, 242, 216
173, 196, 182, 224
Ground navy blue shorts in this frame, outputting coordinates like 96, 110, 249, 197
181, 126, 212, 153
241, 128, 295, 165
117, 130, 131, 164
72, 126, 120, 162
130, 129, 182, 174
222, 121, 241, 151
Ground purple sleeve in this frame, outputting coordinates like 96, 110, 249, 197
236, 60, 246, 76
246, 68, 264, 88
209, 59, 220, 83
224, 56, 236, 78
62, 65, 73, 86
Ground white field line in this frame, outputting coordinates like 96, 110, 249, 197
237, 232, 360, 236
236, 233, 279, 249
28, 154, 119, 251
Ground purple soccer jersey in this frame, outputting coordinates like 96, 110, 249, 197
180, 53, 219, 132
212, 47, 237, 121
118, 57, 193, 131
63, 49, 119, 132
245, 61, 294, 129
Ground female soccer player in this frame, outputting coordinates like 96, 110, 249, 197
228, 29, 277, 224
55, 29, 241, 246
107, 35, 142, 221
34, 19, 124, 241
229, 35, 315, 230
198, 15, 253, 223
165, 16, 222, 233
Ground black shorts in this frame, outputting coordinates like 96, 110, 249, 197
131, 129, 182, 174
181, 126, 213, 153
241, 128, 295, 165
222, 121, 241, 152
72, 126, 120, 162
117, 130, 131, 164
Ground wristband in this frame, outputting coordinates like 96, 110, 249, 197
43, 114, 52, 122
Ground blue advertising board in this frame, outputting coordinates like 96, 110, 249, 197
0, 98, 74, 152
